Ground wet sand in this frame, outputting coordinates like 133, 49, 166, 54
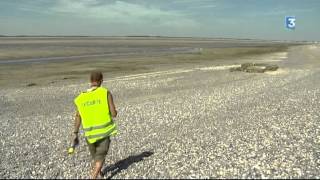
0, 37, 296, 88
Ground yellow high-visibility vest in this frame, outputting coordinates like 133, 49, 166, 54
74, 87, 117, 144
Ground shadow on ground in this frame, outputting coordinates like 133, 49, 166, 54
102, 151, 154, 179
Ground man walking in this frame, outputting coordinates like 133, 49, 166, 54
72, 71, 118, 179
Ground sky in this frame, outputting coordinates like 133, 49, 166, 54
0, 0, 319, 41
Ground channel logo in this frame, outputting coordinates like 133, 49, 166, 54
285, 16, 296, 30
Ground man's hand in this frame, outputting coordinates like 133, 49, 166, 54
68, 132, 79, 154
71, 133, 79, 147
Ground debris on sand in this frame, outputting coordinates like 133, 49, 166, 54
230, 63, 279, 73
62, 77, 76, 80
26, 83, 37, 87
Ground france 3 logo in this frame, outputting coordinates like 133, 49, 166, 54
285, 16, 296, 30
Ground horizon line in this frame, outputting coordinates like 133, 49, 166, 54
0, 35, 314, 43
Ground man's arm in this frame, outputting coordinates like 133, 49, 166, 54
74, 110, 81, 134
70, 110, 81, 145
108, 91, 117, 118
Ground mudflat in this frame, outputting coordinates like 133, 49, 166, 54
0, 37, 297, 87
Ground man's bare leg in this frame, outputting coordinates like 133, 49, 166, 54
91, 160, 104, 179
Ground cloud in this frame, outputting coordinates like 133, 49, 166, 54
171, 0, 217, 10
183, 4, 217, 9
171, 0, 215, 5
250, 7, 315, 16
47, 0, 198, 28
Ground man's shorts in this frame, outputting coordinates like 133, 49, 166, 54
87, 137, 111, 162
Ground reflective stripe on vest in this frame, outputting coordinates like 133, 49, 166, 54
83, 121, 113, 132
74, 87, 117, 144
86, 124, 117, 140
